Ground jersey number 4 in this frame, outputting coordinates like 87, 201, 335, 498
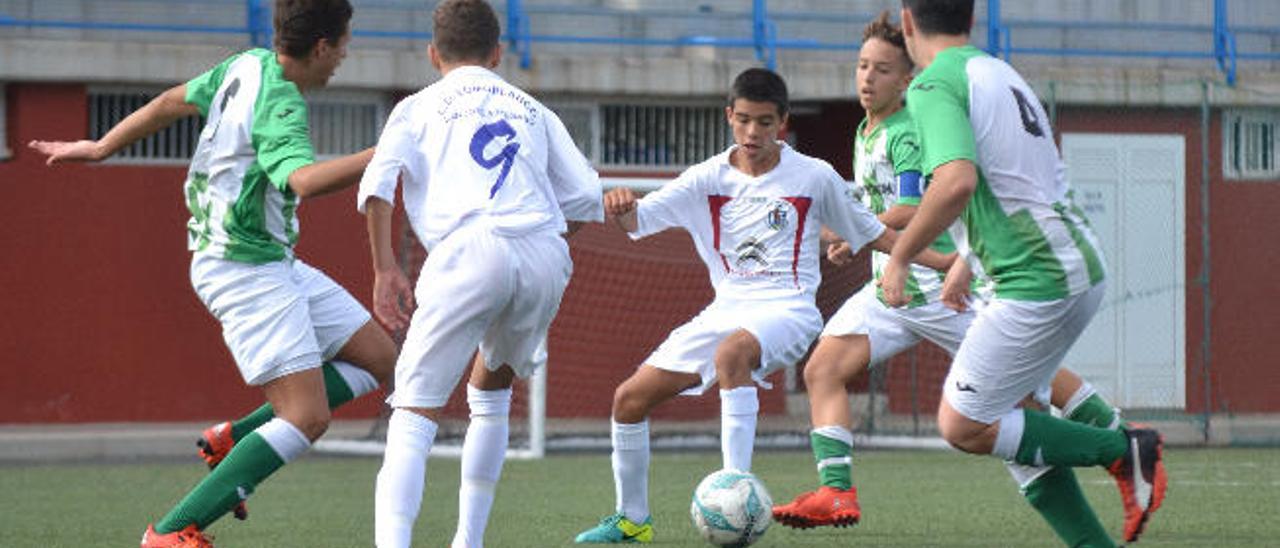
1010, 86, 1046, 138
470, 119, 521, 198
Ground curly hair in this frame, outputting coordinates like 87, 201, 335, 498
863, 10, 913, 70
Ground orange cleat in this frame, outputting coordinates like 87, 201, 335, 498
196, 422, 248, 521
1106, 427, 1168, 543
140, 524, 213, 548
771, 486, 862, 529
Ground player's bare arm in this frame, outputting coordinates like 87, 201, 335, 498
940, 257, 973, 312
882, 159, 976, 306
819, 226, 855, 265
364, 197, 414, 331
288, 146, 376, 198
604, 187, 639, 232
878, 203, 917, 230
28, 84, 196, 165
867, 227, 956, 272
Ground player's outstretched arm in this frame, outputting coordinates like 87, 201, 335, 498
288, 147, 376, 199
604, 187, 639, 232
28, 84, 196, 165
364, 197, 414, 331
883, 160, 976, 306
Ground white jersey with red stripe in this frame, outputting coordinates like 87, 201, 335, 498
634, 143, 885, 302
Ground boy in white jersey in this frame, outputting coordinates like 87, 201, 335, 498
573, 68, 955, 544
356, 2, 603, 547
773, 12, 1130, 533
28, 1, 398, 546
881, 0, 1168, 545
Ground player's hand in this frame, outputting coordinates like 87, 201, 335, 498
603, 187, 638, 217
826, 240, 854, 265
373, 266, 415, 332
878, 257, 909, 307
28, 140, 105, 165
940, 258, 973, 312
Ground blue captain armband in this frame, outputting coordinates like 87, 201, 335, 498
897, 171, 923, 199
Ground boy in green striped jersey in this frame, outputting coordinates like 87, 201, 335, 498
30, 1, 397, 546
881, 0, 1167, 545
772, 12, 1129, 538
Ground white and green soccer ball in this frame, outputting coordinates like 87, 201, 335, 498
689, 468, 773, 547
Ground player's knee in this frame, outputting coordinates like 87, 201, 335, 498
292, 407, 332, 441
611, 384, 651, 423
803, 359, 839, 387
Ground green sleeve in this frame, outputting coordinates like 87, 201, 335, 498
252, 85, 315, 192
906, 68, 976, 177
184, 54, 238, 117
888, 123, 923, 205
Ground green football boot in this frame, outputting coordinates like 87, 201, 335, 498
574, 512, 654, 543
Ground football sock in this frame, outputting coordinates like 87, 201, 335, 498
720, 386, 759, 472
612, 419, 651, 523
155, 418, 308, 533
1062, 383, 1125, 430
810, 425, 854, 490
376, 409, 439, 548
993, 408, 1127, 467
1020, 465, 1117, 548
452, 386, 512, 548
230, 361, 378, 440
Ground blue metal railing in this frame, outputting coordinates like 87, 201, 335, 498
1, 0, 1277, 85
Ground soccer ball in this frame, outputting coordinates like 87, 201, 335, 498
689, 469, 773, 547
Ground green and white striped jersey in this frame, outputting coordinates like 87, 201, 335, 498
183, 49, 315, 264
906, 45, 1105, 301
853, 108, 953, 308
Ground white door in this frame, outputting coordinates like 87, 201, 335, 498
1060, 133, 1186, 409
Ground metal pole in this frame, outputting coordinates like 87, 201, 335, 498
247, 0, 270, 49
752, 0, 775, 69
1198, 80, 1214, 443
506, 0, 531, 69
1213, 0, 1237, 85
986, 0, 1002, 58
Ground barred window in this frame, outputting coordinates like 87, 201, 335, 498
90, 87, 389, 163
306, 90, 389, 159
1224, 109, 1279, 180
90, 87, 201, 164
599, 103, 730, 168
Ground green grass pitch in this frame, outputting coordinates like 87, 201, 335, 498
2, 448, 1276, 547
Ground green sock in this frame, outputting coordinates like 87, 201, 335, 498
1066, 393, 1126, 430
229, 362, 362, 441
811, 429, 853, 490
1014, 408, 1127, 467
156, 431, 287, 533
1024, 467, 1117, 548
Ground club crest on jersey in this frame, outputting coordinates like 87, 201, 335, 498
766, 200, 791, 230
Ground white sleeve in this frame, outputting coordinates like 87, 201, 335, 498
544, 109, 604, 222
819, 167, 885, 252
633, 168, 701, 239
357, 98, 419, 213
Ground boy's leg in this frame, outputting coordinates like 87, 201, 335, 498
376, 407, 440, 548
154, 367, 327, 534
1009, 463, 1116, 548
576, 366, 694, 543
1053, 370, 1126, 430
714, 330, 762, 472
452, 360, 515, 548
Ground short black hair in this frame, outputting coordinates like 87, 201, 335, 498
273, 0, 353, 58
433, 0, 501, 63
901, 0, 974, 37
728, 68, 789, 117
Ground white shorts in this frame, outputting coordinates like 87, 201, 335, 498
822, 283, 974, 365
944, 282, 1106, 424
190, 254, 371, 386
645, 295, 823, 395
390, 224, 571, 408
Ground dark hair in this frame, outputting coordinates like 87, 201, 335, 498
728, 68, 789, 117
433, 0, 501, 63
863, 10, 913, 70
901, 0, 974, 36
273, 0, 353, 58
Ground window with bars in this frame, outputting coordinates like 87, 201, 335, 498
600, 103, 730, 168
89, 87, 388, 163
1224, 109, 1279, 181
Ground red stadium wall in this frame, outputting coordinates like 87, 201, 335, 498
3, 85, 1278, 424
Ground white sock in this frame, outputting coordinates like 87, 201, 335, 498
612, 420, 650, 523
256, 418, 311, 463
376, 409, 439, 548
451, 386, 512, 548
720, 386, 759, 472
330, 359, 380, 398
991, 408, 1026, 461
1005, 462, 1053, 493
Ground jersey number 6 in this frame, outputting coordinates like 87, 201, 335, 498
469, 119, 521, 198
